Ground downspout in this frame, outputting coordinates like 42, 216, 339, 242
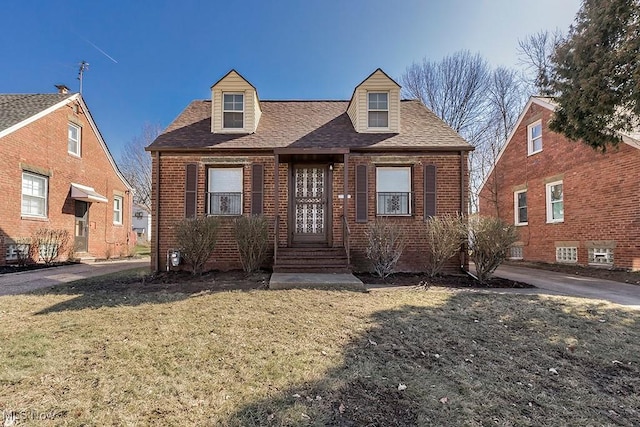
153, 151, 160, 272
460, 150, 468, 272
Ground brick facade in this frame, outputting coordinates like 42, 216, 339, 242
0, 97, 133, 265
151, 151, 468, 273
479, 98, 640, 270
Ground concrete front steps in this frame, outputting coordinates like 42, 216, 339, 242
273, 247, 350, 273
270, 246, 363, 290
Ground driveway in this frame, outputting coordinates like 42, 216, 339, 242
0, 258, 150, 296
490, 263, 640, 309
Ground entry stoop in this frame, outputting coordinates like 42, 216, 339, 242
269, 273, 365, 290
273, 247, 350, 273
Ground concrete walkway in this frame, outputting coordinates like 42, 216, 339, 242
489, 264, 640, 309
0, 258, 150, 296
269, 273, 364, 290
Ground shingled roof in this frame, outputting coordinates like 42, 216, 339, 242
0, 93, 73, 133
148, 100, 472, 152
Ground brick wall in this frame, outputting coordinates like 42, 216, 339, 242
479, 101, 640, 270
152, 151, 468, 273
0, 99, 133, 265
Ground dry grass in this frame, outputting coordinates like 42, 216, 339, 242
1, 272, 639, 426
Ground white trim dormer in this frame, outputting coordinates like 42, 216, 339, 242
347, 69, 401, 133
211, 70, 261, 134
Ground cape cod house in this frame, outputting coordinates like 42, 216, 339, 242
147, 69, 472, 273
0, 89, 134, 265
479, 96, 640, 270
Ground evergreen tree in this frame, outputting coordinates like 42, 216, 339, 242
549, 0, 640, 151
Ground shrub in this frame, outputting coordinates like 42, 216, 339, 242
468, 215, 518, 284
366, 218, 406, 279
234, 215, 269, 273
424, 214, 466, 277
13, 237, 33, 266
175, 216, 221, 275
33, 228, 70, 265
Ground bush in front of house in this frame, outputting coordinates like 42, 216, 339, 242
468, 215, 518, 284
424, 214, 466, 278
234, 215, 269, 273
366, 218, 406, 279
33, 228, 70, 265
175, 216, 221, 275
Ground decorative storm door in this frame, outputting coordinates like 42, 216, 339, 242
292, 166, 327, 244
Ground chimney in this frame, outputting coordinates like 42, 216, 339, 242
55, 84, 70, 94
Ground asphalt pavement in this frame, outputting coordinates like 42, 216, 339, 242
0, 258, 150, 296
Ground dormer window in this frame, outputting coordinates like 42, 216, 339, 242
368, 92, 389, 128
223, 93, 244, 129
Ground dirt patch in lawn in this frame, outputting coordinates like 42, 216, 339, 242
355, 272, 534, 288
507, 260, 640, 286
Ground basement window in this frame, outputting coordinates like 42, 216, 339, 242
556, 247, 577, 263
588, 248, 614, 266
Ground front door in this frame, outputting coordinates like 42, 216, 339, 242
74, 201, 89, 252
291, 165, 328, 244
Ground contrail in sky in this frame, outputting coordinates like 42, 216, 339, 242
74, 31, 118, 63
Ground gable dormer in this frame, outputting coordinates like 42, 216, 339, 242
347, 68, 401, 133
211, 70, 262, 134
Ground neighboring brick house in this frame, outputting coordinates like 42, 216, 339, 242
479, 96, 640, 270
147, 69, 472, 273
0, 90, 134, 265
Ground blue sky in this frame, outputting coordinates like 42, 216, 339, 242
1, 0, 580, 158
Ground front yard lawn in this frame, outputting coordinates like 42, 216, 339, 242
1, 272, 639, 426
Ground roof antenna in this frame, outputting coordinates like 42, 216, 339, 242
78, 60, 90, 94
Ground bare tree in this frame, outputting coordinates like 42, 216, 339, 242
403, 53, 525, 214
471, 67, 526, 213
118, 123, 161, 213
401, 51, 491, 137
517, 29, 563, 95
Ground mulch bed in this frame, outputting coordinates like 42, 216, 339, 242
355, 272, 534, 288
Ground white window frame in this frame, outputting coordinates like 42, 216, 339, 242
527, 120, 542, 155
207, 167, 244, 216
113, 196, 123, 225
68, 123, 81, 156
556, 247, 577, 263
367, 92, 389, 129
376, 166, 412, 216
546, 180, 564, 223
514, 189, 528, 226
21, 172, 48, 218
222, 92, 244, 129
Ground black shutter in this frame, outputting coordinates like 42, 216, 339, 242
185, 163, 198, 218
251, 164, 264, 215
424, 164, 437, 218
355, 164, 368, 223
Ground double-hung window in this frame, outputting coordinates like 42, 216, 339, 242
376, 167, 411, 215
368, 92, 389, 128
208, 167, 243, 215
223, 93, 244, 129
68, 123, 81, 156
546, 181, 564, 223
528, 120, 542, 155
21, 172, 48, 217
113, 196, 123, 225
514, 190, 528, 225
